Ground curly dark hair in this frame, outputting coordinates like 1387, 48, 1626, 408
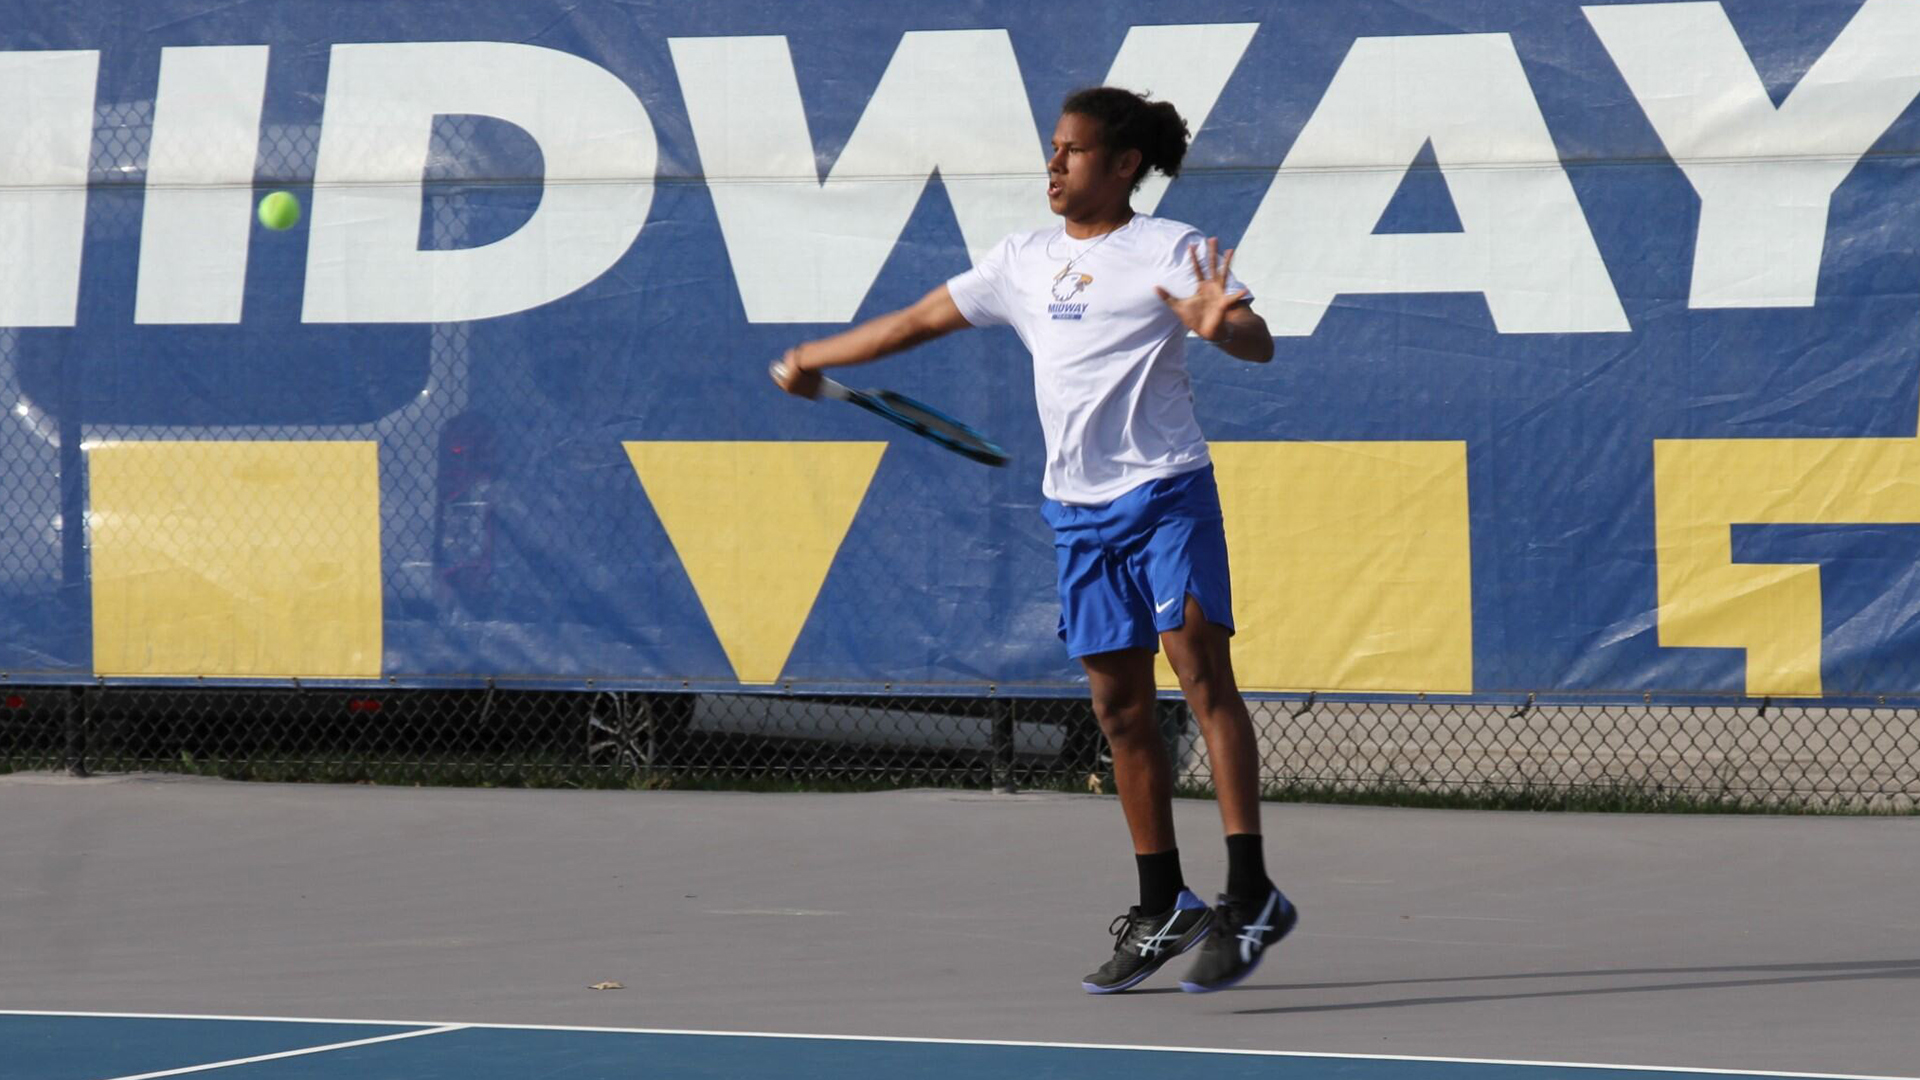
1060, 87, 1190, 192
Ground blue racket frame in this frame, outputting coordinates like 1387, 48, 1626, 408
775, 363, 1009, 467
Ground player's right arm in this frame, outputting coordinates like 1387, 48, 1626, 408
773, 286, 972, 399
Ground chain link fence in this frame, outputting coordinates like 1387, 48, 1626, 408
2, 686, 1915, 812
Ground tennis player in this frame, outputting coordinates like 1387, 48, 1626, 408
773, 87, 1293, 994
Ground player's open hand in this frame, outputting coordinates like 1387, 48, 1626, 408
1154, 237, 1246, 343
771, 348, 821, 399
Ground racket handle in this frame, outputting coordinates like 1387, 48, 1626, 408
768, 359, 808, 398
769, 359, 850, 401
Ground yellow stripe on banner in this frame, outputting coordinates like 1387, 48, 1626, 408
625, 441, 885, 685
88, 441, 383, 678
1156, 442, 1473, 694
1654, 438, 1920, 698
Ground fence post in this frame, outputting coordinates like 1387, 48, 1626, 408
63, 686, 88, 778
990, 694, 1016, 794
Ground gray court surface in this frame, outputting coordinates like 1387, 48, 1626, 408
1, 773, 1914, 1077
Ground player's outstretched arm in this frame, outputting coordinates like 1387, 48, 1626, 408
773, 286, 972, 398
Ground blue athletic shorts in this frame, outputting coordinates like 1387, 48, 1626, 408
1040, 464, 1235, 659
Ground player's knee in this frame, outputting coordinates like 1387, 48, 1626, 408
1091, 698, 1157, 745
1176, 657, 1247, 723
1166, 649, 1219, 702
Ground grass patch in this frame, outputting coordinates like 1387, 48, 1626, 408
1242, 780, 1911, 815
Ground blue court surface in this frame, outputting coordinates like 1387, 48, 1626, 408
4, 1013, 1913, 1080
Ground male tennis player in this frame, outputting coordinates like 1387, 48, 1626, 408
773, 87, 1292, 994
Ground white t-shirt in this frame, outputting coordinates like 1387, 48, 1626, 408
946, 214, 1250, 505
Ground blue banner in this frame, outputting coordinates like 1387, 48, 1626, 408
2, 0, 1918, 699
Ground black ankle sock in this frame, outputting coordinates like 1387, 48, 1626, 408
1225, 833, 1271, 901
1135, 848, 1186, 913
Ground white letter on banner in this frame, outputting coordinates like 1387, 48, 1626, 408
304, 42, 656, 323
670, 26, 1259, 323
0, 51, 97, 328
1237, 34, 1627, 337
1586, 1, 1920, 309
670, 31, 1042, 324
137, 46, 270, 325
1104, 23, 1260, 216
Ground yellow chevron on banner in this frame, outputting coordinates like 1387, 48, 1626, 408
1156, 442, 1474, 695
1654, 437, 1920, 698
626, 441, 885, 685
88, 441, 383, 678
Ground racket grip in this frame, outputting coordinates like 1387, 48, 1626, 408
770, 358, 846, 401
770, 359, 810, 398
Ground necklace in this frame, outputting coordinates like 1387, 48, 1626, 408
1047, 221, 1125, 284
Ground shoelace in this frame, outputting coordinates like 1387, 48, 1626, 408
1211, 902, 1236, 932
1214, 899, 1256, 937
1107, 910, 1142, 948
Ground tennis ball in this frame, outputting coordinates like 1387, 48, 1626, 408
257, 190, 301, 231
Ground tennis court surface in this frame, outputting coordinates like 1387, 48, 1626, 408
4, 774, 1915, 1079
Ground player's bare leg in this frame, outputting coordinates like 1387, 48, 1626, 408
1158, 596, 1260, 836
1160, 594, 1297, 992
1080, 647, 1175, 853
1077, 646, 1212, 994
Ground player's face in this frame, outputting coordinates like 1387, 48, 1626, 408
1047, 112, 1137, 219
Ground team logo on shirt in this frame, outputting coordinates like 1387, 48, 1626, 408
1049, 269, 1093, 319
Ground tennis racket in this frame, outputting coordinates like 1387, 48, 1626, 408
771, 361, 1008, 467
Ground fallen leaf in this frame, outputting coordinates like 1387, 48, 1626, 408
589, 981, 625, 991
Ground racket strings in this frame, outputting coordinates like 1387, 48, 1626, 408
881, 397, 978, 443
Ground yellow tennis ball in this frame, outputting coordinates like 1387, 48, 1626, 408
257, 190, 301, 231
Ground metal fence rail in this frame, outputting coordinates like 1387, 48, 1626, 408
2, 687, 1914, 811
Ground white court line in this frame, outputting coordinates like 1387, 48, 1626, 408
1, 1010, 1912, 1080
89, 1024, 466, 1080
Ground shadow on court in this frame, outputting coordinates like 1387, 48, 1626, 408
1169, 957, 1920, 1015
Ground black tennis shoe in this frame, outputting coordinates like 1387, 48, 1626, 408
1179, 887, 1297, 993
1081, 889, 1212, 994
